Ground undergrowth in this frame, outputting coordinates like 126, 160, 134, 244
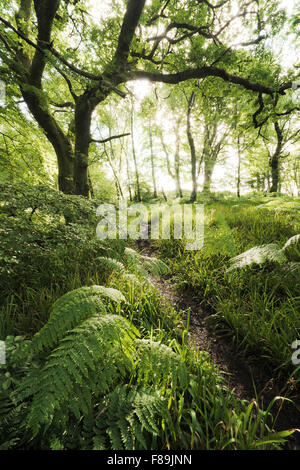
0, 185, 297, 450
157, 196, 300, 388
0, 285, 293, 450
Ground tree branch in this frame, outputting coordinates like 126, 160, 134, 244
130, 67, 277, 95
91, 133, 130, 144
0, 15, 103, 81
30, 0, 60, 87
113, 0, 147, 66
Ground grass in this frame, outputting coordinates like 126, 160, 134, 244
156, 194, 300, 390
0, 185, 298, 449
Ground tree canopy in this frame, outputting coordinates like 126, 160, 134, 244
0, 0, 299, 197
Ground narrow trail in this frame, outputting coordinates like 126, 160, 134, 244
137, 240, 300, 449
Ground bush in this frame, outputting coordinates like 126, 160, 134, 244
0, 183, 119, 337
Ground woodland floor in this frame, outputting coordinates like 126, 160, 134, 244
137, 239, 300, 450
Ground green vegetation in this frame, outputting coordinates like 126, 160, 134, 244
157, 195, 300, 382
0, 184, 299, 450
0, 0, 299, 453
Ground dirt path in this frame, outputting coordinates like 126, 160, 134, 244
137, 240, 300, 449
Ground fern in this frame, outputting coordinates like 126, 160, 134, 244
227, 234, 300, 273
93, 385, 168, 450
282, 262, 300, 273
227, 244, 287, 273
282, 234, 300, 261
25, 286, 126, 355
124, 247, 170, 276
0, 400, 27, 449
139, 255, 170, 276
0, 336, 34, 449
1, 283, 289, 450
16, 314, 138, 436
121, 273, 144, 286
96, 257, 125, 274
135, 339, 188, 389
257, 200, 300, 212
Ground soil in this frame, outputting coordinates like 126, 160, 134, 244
136, 239, 300, 450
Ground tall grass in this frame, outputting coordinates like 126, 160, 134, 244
157, 196, 300, 386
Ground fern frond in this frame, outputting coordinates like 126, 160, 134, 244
139, 255, 170, 276
282, 234, 300, 261
0, 397, 27, 448
257, 200, 300, 212
124, 247, 139, 258
16, 315, 137, 436
282, 262, 300, 273
124, 248, 170, 277
121, 273, 144, 285
95, 385, 167, 450
96, 257, 125, 274
25, 286, 126, 355
227, 244, 287, 273
135, 339, 188, 389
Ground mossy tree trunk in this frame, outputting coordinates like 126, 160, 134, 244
269, 122, 283, 193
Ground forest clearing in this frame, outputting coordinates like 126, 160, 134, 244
0, 0, 300, 454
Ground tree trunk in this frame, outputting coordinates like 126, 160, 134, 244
237, 135, 241, 198
187, 92, 197, 202
125, 146, 133, 201
174, 118, 183, 198
130, 105, 141, 202
161, 187, 168, 201
270, 161, 279, 192
267, 171, 271, 191
160, 132, 174, 179
293, 159, 300, 196
15, 1, 75, 194
269, 122, 283, 193
201, 115, 227, 194
149, 117, 158, 198
203, 162, 213, 193
74, 96, 93, 197
88, 171, 94, 198
103, 133, 124, 199
21, 87, 74, 194
234, 104, 241, 198
106, 149, 123, 198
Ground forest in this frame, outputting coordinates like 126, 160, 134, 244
0, 0, 300, 453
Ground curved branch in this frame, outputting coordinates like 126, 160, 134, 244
90, 133, 130, 144
130, 67, 276, 95
0, 15, 103, 81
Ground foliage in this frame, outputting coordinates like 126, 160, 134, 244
0, 0, 299, 451
0, 182, 117, 337
0, 284, 293, 450
226, 243, 287, 272
282, 234, 300, 261
158, 197, 300, 387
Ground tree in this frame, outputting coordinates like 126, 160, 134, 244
158, 91, 185, 199
130, 97, 141, 202
186, 90, 197, 201
92, 101, 130, 199
0, 85, 54, 184
0, 0, 297, 195
139, 95, 159, 198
